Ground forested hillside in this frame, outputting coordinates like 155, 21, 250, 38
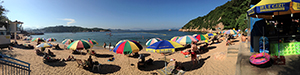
181, 0, 250, 32
42, 25, 110, 32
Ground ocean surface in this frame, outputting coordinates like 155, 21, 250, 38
30, 30, 204, 48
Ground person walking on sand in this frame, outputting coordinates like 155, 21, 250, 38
191, 42, 198, 65
103, 42, 106, 49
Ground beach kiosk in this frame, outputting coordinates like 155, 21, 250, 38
0, 25, 10, 49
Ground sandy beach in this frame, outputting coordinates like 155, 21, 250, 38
0, 36, 241, 75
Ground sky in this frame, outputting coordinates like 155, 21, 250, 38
2, 0, 231, 30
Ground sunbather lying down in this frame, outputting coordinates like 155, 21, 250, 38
43, 54, 61, 62
62, 55, 76, 61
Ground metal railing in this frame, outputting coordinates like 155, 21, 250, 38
0, 54, 30, 75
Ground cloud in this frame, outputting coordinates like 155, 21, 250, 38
62, 18, 76, 25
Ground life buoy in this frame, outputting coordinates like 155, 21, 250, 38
250, 53, 270, 65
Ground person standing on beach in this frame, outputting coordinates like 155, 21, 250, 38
103, 42, 106, 49
191, 42, 198, 65
108, 43, 111, 50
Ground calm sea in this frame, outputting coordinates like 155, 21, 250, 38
30, 30, 204, 48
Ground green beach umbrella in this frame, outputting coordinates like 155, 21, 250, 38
67, 40, 93, 50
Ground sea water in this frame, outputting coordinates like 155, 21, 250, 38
30, 30, 204, 48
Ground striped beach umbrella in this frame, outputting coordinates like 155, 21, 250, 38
88, 39, 98, 45
67, 40, 93, 50
36, 43, 53, 48
113, 40, 140, 54
225, 30, 237, 34
176, 35, 198, 45
62, 39, 74, 45
31, 38, 44, 42
146, 38, 162, 46
170, 36, 180, 42
116, 40, 143, 50
194, 34, 208, 41
46, 38, 56, 42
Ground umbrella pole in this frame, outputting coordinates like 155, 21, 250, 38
164, 55, 167, 75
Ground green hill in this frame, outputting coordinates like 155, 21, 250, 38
42, 25, 110, 32
181, 0, 250, 32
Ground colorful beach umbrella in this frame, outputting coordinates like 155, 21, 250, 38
146, 40, 183, 53
62, 39, 74, 45
116, 40, 143, 50
36, 43, 53, 48
225, 30, 237, 34
146, 40, 183, 75
67, 40, 93, 50
46, 38, 56, 42
113, 40, 140, 54
88, 39, 98, 45
146, 38, 162, 46
31, 38, 44, 42
206, 33, 216, 37
176, 35, 198, 45
170, 36, 180, 42
194, 34, 208, 41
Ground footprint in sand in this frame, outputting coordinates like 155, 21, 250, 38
214, 52, 226, 60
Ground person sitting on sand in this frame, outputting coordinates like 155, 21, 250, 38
36, 49, 45, 55
226, 37, 234, 46
103, 42, 107, 49
174, 61, 185, 71
48, 49, 54, 55
138, 54, 145, 63
87, 55, 93, 68
211, 35, 219, 44
55, 44, 62, 50
43, 54, 61, 62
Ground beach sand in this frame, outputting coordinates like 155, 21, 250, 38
0, 37, 241, 75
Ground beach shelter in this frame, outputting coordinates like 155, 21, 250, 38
113, 40, 140, 54
62, 39, 74, 45
116, 40, 143, 50
88, 39, 98, 45
146, 40, 184, 75
247, 0, 300, 19
146, 38, 162, 46
170, 36, 181, 42
176, 35, 198, 45
67, 40, 93, 50
31, 38, 44, 42
46, 38, 56, 42
36, 43, 53, 48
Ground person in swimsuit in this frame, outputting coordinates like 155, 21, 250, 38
190, 42, 198, 65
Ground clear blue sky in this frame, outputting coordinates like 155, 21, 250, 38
2, 0, 231, 30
